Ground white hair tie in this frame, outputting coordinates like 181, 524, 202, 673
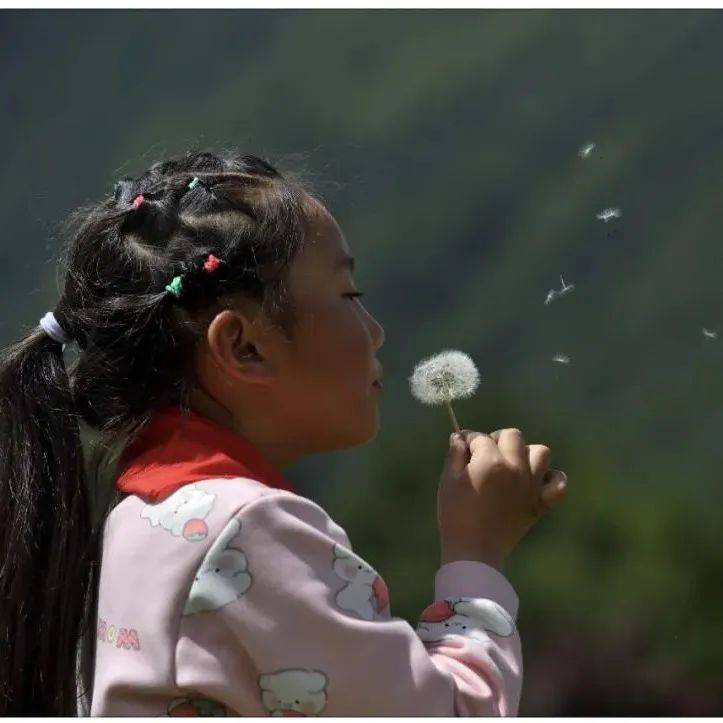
39, 311, 74, 346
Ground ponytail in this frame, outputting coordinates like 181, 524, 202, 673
0, 326, 102, 715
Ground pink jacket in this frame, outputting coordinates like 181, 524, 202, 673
86, 406, 523, 716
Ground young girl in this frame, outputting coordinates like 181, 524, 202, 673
0, 150, 568, 716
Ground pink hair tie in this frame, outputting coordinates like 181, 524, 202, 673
202, 254, 221, 273
131, 194, 145, 209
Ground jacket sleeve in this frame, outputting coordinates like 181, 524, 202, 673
174, 491, 523, 716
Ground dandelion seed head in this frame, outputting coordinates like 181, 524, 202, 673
409, 349, 481, 406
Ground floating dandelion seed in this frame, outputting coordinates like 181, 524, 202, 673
552, 354, 571, 364
544, 289, 559, 305
578, 142, 596, 159
702, 328, 718, 340
559, 275, 575, 296
409, 350, 481, 434
545, 275, 574, 305
596, 207, 621, 223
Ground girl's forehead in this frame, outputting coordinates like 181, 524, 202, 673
297, 200, 352, 277
304, 196, 343, 241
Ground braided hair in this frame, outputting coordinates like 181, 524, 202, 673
0, 149, 315, 714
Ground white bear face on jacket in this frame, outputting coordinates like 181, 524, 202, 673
258, 669, 328, 716
332, 543, 378, 586
141, 484, 216, 541
332, 543, 388, 621
183, 517, 251, 616
416, 597, 516, 642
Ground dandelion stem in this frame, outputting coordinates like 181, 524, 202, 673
445, 398, 461, 433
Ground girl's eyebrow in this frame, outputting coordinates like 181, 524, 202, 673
334, 254, 355, 273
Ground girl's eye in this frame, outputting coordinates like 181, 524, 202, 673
344, 292, 365, 300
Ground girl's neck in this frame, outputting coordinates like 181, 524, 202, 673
188, 383, 236, 431
186, 383, 297, 472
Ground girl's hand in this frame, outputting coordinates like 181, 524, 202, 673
437, 427, 568, 570
487, 428, 568, 511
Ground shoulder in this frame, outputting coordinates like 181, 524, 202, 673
102, 476, 303, 550
179, 477, 345, 544
108, 475, 348, 550
222, 485, 351, 550
176, 482, 357, 619
179, 484, 367, 620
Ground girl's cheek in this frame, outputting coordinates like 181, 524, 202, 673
304, 299, 370, 383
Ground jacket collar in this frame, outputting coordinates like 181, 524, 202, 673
115, 404, 298, 503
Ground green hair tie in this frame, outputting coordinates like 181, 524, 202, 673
165, 275, 184, 297
188, 176, 199, 189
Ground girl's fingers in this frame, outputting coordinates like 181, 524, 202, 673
491, 431, 553, 475
497, 428, 530, 472
489, 428, 567, 510
539, 469, 568, 510
458, 429, 500, 458
528, 444, 552, 481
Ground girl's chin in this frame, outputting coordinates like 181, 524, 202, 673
344, 411, 381, 449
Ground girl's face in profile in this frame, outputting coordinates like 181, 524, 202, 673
275, 195, 386, 452
195, 194, 385, 467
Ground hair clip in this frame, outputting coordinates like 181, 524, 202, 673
203, 254, 221, 273
188, 177, 200, 189
131, 194, 145, 209
165, 275, 184, 297
165, 254, 222, 299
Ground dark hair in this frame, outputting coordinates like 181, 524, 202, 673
0, 149, 317, 714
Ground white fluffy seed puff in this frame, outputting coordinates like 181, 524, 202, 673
408, 350, 481, 433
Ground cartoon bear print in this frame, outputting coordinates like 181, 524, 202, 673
415, 597, 516, 643
183, 517, 251, 616
141, 484, 216, 542
331, 543, 390, 620
258, 669, 328, 716
162, 696, 230, 716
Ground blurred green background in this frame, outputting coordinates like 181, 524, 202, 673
2, 8, 722, 714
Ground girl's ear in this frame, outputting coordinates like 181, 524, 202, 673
206, 309, 274, 385
233, 341, 268, 368
233, 342, 261, 361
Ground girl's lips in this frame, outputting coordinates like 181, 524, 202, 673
372, 380, 383, 390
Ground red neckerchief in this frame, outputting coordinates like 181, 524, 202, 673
115, 404, 298, 503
